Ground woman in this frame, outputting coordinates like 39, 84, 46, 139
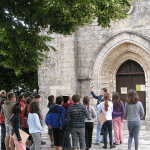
83, 96, 96, 150
112, 92, 125, 145
125, 89, 144, 150
98, 93, 116, 149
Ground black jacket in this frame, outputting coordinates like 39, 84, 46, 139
10, 114, 22, 141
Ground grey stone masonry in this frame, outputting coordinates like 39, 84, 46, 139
38, 0, 150, 120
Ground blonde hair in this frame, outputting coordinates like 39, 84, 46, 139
0, 90, 6, 96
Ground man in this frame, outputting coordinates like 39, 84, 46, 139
31, 89, 37, 96
35, 94, 46, 145
90, 88, 107, 106
1, 92, 16, 150
90, 88, 107, 145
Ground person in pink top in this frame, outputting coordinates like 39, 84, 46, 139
112, 92, 125, 145
19, 95, 25, 110
68, 95, 74, 105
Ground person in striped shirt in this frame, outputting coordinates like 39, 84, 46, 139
67, 94, 91, 150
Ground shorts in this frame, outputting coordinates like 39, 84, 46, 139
5, 124, 12, 137
53, 128, 64, 147
23, 128, 32, 141
48, 127, 53, 136
70, 127, 86, 149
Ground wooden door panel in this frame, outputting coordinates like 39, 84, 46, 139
131, 75, 146, 116
116, 60, 146, 120
116, 76, 130, 105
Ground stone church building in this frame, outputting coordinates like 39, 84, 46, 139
38, 0, 150, 120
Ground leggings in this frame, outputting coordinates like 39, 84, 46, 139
128, 121, 140, 150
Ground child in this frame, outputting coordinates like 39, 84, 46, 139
28, 101, 42, 150
83, 96, 96, 150
35, 94, 46, 145
20, 96, 33, 150
46, 96, 66, 150
10, 103, 25, 150
0, 98, 6, 150
19, 95, 25, 110
67, 94, 91, 150
62, 95, 72, 150
46, 95, 55, 148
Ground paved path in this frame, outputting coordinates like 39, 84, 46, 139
40, 120, 150, 150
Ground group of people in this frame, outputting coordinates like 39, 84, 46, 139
91, 88, 145, 150
0, 87, 145, 150
0, 90, 46, 150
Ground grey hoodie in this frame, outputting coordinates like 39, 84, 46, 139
1, 100, 15, 125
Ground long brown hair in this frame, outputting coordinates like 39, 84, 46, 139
126, 89, 139, 104
24, 97, 33, 116
104, 92, 110, 112
112, 92, 121, 109
83, 96, 90, 113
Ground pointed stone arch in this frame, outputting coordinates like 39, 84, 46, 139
89, 31, 150, 120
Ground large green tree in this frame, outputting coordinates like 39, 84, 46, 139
0, 0, 130, 91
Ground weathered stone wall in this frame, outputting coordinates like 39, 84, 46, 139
38, 0, 150, 120
38, 32, 77, 105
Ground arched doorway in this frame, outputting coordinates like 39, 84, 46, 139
116, 60, 146, 118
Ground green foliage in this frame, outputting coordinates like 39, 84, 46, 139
0, 66, 38, 94
0, 0, 130, 72
0, 0, 130, 91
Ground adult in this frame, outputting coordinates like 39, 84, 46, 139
90, 87, 107, 144
31, 89, 37, 96
98, 92, 116, 149
112, 92, 125, 145
90, 88, 107, 106
125, 89, 144, 150
83, 96, 96, 150
1, 92, 16, 150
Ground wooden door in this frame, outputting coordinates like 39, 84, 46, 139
116, 60, 146, 119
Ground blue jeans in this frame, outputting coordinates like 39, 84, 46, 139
0, 123, 6, 150
103, 120, 113, 148
63, 124, 71, 149
95, 121, 104, 143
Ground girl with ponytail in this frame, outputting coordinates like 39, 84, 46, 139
98, 92, 116, 149
83, 96, 96, 150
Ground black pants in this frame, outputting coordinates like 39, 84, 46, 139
0, 123, 6, 150
103, 120, 113, 148
85, 122, 94, 149
53, 128, 64, 147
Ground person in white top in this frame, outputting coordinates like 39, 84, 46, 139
98, 93, 116, 149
